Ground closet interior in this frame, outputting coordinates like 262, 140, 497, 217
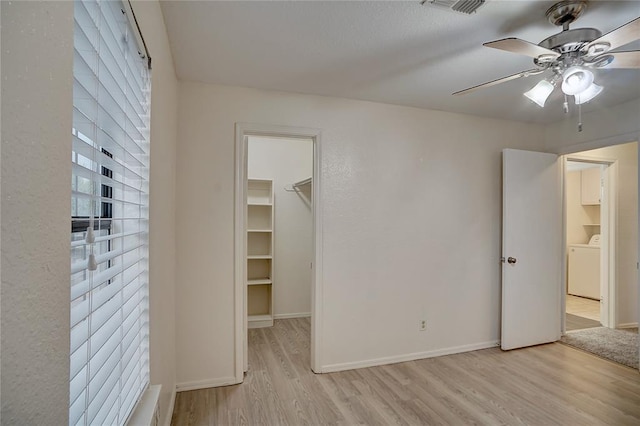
245, 136, 313, 330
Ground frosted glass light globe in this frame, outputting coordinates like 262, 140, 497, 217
524, 80, 554, 107
575, 83, 603, 105
561, 67, 594, 96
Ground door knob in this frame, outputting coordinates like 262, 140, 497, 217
507, 257, 517, 264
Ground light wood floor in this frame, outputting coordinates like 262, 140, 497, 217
171, 318, 640, 425
566, 294, 600, 321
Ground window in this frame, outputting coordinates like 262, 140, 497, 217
70, 1, 151, 425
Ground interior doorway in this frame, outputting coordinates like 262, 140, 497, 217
560, 141, 638, 369
234, 123, 323, 382
564, 159, 608, 331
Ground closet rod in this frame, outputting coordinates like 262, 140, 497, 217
284, 177, 312, 192
293, 177, 312, 187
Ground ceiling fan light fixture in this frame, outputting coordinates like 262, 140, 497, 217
561, 66, 594, 95
524, 80, 555, 107
452, 1, 640, 132
575, 83, 603, 104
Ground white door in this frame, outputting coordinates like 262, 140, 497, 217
502, 149, 562, 350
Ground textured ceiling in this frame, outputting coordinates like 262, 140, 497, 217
160, 0, 640, 124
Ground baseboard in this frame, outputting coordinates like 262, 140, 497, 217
175, 376, 239, 392
274, 312, 311, 319
320, 340, 500, 373
617, 322, 638, 329
163, 388, 176, 426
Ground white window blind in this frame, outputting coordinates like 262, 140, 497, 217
70, 1, 151, 425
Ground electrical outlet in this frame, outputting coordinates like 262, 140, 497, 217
419, 320, 427, 331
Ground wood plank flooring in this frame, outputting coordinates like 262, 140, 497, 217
171, 318, 640, 425
566, 295, 600, 322
566, 313, 601, 331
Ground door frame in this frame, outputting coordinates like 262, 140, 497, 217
561, 155, 617, 332
234, 123, 323, 382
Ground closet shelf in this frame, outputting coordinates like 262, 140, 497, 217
247, 278, 272, 285
249, 314, 272, 321
583, 223, 601, 226
247, 178, 274, 329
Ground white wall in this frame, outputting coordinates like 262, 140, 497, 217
248, 136, 313, 317
132, 2, 179, 425
0, 2, 178, 424
572, 142, 638, 327
1, 2, 73, 423
175, 81, 547, 384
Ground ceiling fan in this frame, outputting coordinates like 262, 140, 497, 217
453, 0, 640, 128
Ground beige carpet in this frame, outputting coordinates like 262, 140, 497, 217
561, 327, 638, 369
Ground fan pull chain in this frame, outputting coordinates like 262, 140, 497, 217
578, 102, 583, 132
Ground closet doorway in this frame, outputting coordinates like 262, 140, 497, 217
234, 123, 322, 381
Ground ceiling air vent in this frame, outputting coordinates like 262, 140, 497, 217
421, 0, 486, 15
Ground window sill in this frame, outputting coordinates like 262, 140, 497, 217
126, 385, 161, 426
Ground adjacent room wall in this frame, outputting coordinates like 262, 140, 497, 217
175, 81, 547, 385
1, 2, 73, 423
133, 2, 179, 425
248, 136, 313, 317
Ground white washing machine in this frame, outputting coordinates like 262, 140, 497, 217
568, 235, 600, 300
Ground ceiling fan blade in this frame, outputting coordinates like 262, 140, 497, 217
453, 69, 545, 96
483, 38, 560, 60
603, 51, 640, 69
586, 17, 640, 53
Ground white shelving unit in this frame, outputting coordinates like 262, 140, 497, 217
579, 168, 601, 240
581, 167, 601, 205
247, 179, 274, 328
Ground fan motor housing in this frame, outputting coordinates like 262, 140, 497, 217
546, 0, 588, 27
538, 28, 602, 53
